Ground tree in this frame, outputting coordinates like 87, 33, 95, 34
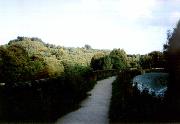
148, 51, 164, 68
127, 54, 140, 68
41, 57, 64, 78
139, 55, 152, 69
109, 49, 128, 69
0, 45, 32, 83
102, 55, 112, 70
90, 52, 105, 70
8, 36, 45, 45
139, 51, 165, 69
165, 20, 180, 114
84, 44, 92, 50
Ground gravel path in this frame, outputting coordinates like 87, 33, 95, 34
56, 76, 116, 124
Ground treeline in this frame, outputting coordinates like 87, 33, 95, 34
0, 36, 115, 122
0, 35, 168, 122
0, 36, 166, 84
0, 37, 113, 122
91, 48, 165, 71
139, 51, 166, 69
0, 36, 111, 83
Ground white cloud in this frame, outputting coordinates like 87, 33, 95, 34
61, 0, 156, 21
0, 0, 178, 54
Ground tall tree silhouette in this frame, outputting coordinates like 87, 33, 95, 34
165, 20, 180, 116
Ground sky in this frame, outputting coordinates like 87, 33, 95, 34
0, 0, 180, 54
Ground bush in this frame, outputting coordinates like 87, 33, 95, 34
109, 69, 165, 123
0, 65, 96, 122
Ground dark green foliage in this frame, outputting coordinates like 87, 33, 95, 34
0, 65, 97, 122
84, 44, 92, 50
139, 51, 165, 69
164, 20, 180, 118
90, 52, 106, 70
0, 45, 34, 83
90, 49, 128, 71
127, 54, 140, 68
0, 36, 115, 122
148, 51, 165, 68
139, 55, 152, 69
8, 36, 45, 45
0, 73, 96, 121
91, 53, 113, 70
102, 55, 112, 70
110, 49, 128, 69
109, 69, 166, 123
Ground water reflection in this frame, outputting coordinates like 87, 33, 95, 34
132, 72, 168, 97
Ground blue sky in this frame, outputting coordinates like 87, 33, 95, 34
0, 0, 180, 54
